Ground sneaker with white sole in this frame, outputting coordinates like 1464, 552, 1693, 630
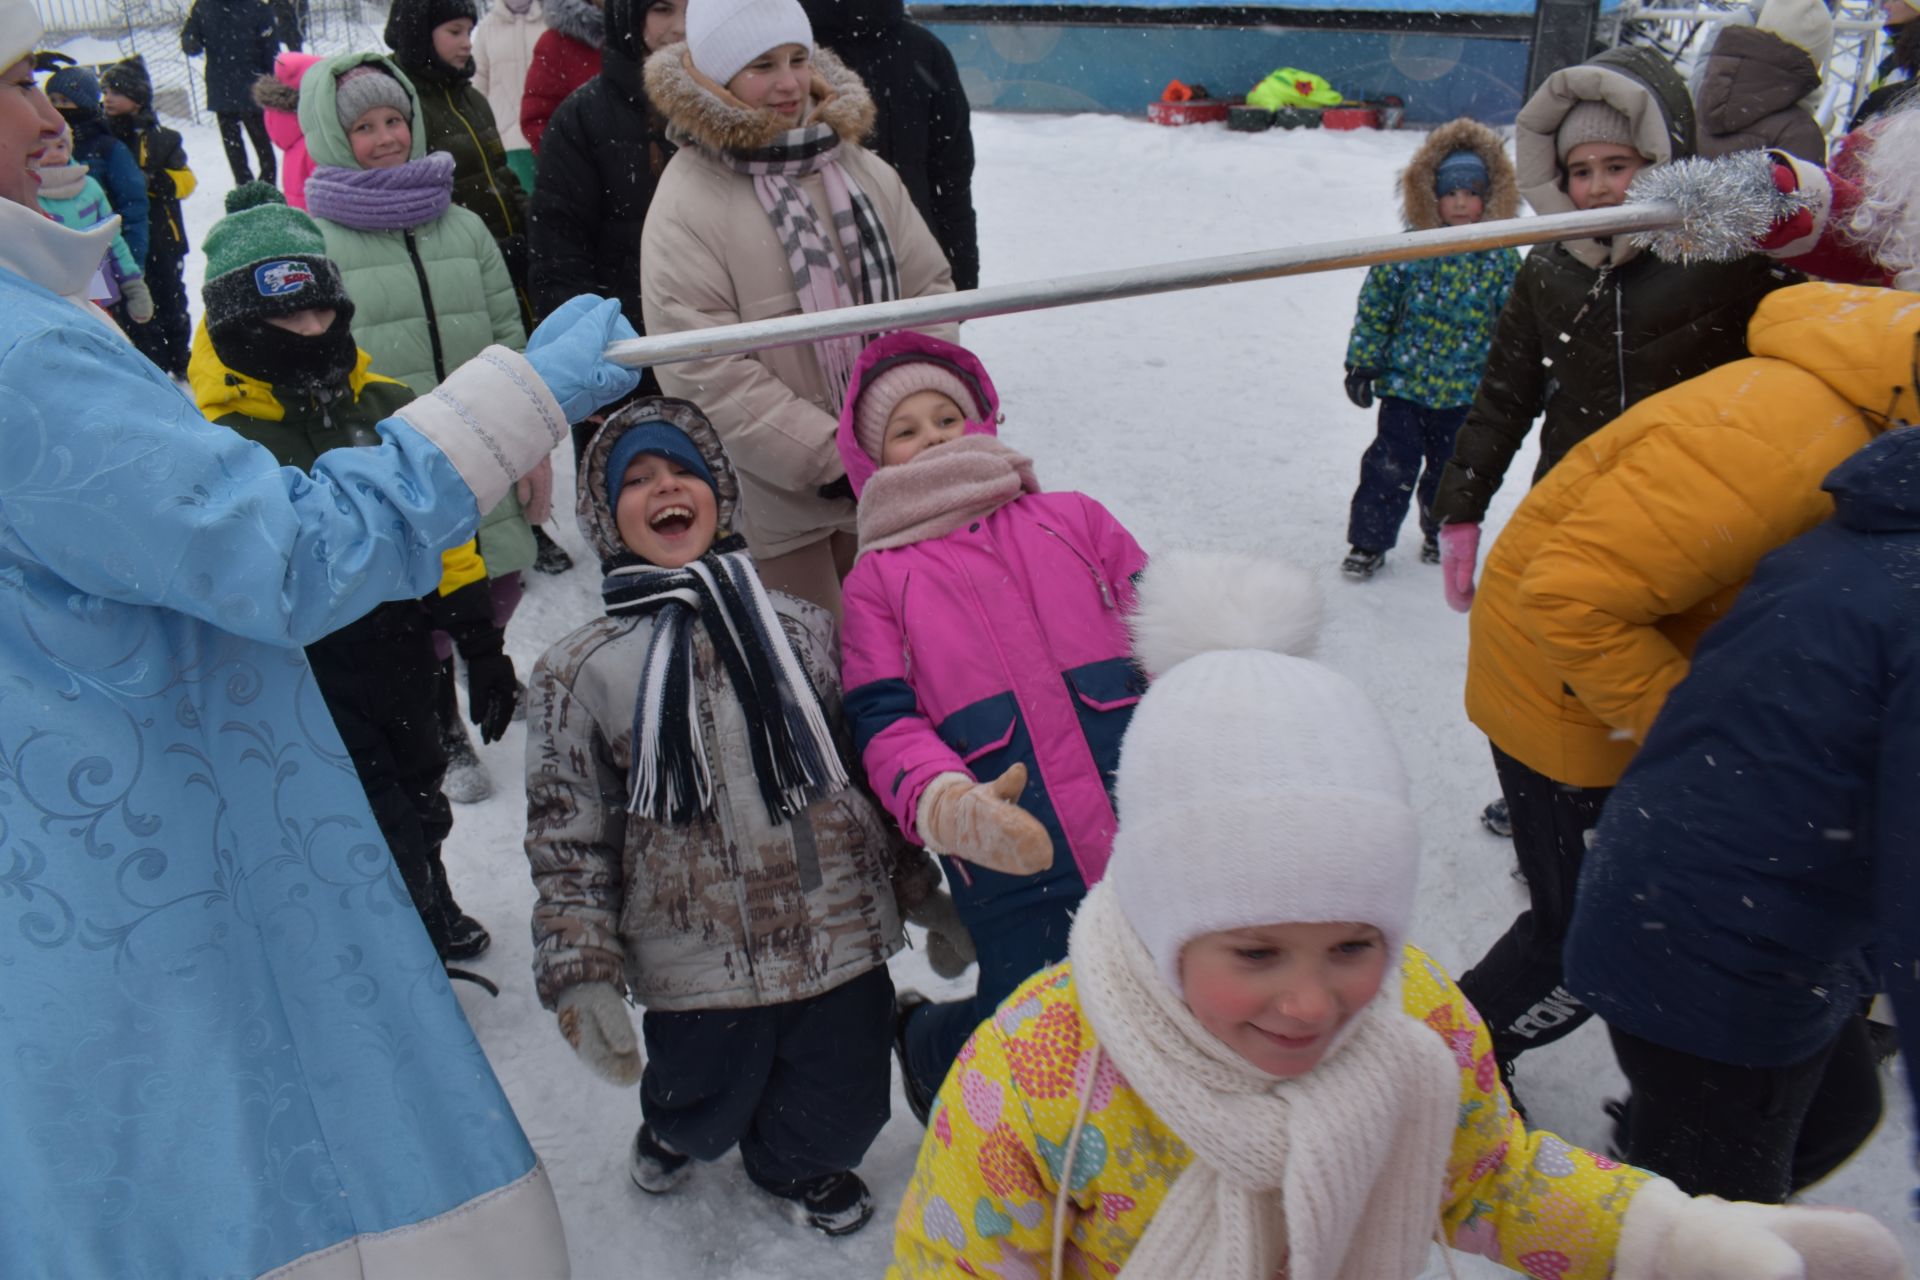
628, 1124, 692, 1195
1341, 547, 1385, 580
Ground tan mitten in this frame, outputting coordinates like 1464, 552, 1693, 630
916, 766, 1054, 876
555, 982, 642, 1086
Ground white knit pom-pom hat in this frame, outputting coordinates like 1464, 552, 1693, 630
1111, 550, 1422, 995
685, 0, 813, 88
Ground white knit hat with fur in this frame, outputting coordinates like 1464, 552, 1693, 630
2, 0, 45, 73
1110, 551, 1421, 995
686, 0, 813, 88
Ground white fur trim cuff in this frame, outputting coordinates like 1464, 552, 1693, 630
395, 346, 567, 514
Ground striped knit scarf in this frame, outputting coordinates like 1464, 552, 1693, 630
602, 541, 848, 826
718, 123, 901, 412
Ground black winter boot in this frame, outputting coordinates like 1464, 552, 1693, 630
531, 525, 575, 575
1341, 546, 1385, 580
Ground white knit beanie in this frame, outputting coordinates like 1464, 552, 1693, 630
853, 360, 981, 462
1109, 551, 1421, 996
685, 0, 813, 87
2, 0, 45, 72
1556, 99, 1639, 161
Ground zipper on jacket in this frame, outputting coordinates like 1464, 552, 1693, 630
1036, 521, 1115, 611
445, 85, 520, 238
1614, 281, 1627, 415
403, 229, 450, 384
899, 571, 913, 678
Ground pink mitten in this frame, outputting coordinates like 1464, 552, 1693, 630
1439, 522, 1481, 613
516, 453, 555, 526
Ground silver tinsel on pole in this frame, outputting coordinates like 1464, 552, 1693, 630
1625, 150, 1810, 265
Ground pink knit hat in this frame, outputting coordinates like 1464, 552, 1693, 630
853, 360, 981, 462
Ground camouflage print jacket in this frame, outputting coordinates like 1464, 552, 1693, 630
524, 403, 912, 1012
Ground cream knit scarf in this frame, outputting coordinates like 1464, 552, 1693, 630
1068, 883, 1460, 1280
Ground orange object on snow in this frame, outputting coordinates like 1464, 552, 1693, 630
1163, 79, 1195, 102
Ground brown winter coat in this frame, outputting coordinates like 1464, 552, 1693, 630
1430, 47, 1796, 526
1695, 25, 1828, 165
523, 403, 912, 1011
639, 44, 956, 560
1400, 117, 1520, 230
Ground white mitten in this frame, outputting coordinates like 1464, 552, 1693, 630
904, 887, 976, 979
555, 982, 642, 1086
1616, 1177, 1904, 1280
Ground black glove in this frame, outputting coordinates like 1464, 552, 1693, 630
817, 475, 855, 503
1344, 367, 1379, 410
456, 628, 517, 744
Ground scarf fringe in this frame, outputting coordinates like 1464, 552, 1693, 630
607, 549, 848, 826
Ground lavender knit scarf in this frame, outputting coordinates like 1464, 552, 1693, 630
306, 152, 455, 231
717, 123, 901, 413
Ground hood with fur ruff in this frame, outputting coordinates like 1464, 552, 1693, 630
544, 0, 605, 48
644, 41, 873, 154
1401, 118, 1520, 231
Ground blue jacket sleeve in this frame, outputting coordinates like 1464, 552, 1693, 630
100, 142, 151, 265
1345, 262, 1402, 373
1872, 615, 1920, 1168
0, 316, 480, 648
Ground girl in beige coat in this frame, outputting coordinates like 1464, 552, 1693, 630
640, 0, 954, 616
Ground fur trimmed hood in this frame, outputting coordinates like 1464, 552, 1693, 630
1401, 118, 1520, 230
544, 0, 605, 49
644, 42, 874, 155
577, 398, 742, 565
252, 70, 300, 113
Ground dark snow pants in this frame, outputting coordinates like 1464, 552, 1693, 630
1458, 743, 1611, 1067
127, 242, 191, 379
901, 889, 1078, 1104
639, 965, 895, 1194
307, 633, 461, 951
1609, 1017, 1884, 1202
215, 109, 275, 185
1346, 397, 1467, 554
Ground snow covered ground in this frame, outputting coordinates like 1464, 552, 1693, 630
53, 36, 1920, 1272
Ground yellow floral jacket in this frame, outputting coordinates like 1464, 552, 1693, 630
889, 946, 1652, 1278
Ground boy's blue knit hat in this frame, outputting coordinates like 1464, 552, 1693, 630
606, 421, 716, 509
1434, 148, 1490, 198
47, 64, 101, 117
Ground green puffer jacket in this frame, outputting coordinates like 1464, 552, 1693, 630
1429, 46, 1799, 527
299, 51, 535, 575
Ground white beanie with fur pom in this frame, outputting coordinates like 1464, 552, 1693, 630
1111, 551, 1422, 995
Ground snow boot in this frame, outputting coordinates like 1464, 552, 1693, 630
770, 1171, 874, 1237
441, 723, 494, 803
628, 1124, 692, 1195
531, 525, 575, 575
1481, 796, 1512, 838
1341, 547, 1385, 580
893, 991, 937, 1126
440, 912, 492, 962
1420, 533, 1441, 564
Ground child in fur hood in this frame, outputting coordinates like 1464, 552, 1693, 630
1340, 118, 1519, 580
837, 331, 1149, 1126
887, 552, 1905, 1280
521, 399, 969, 1238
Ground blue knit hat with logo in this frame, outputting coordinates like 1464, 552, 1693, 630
1433, 148, 1490, 198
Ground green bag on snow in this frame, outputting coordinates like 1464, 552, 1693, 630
1248, 67, 1344, 111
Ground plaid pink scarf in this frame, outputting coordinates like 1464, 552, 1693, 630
718, 121, 901, 412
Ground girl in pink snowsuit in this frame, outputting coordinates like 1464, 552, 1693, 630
837, 331, 1148, 1120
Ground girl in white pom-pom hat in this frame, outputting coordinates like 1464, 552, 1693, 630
886, 550, 1904, 1280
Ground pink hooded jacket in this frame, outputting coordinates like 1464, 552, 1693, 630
260, 52, 322, 208
837, 334, 1148, 908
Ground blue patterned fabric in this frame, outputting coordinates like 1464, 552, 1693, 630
0, 263, 539, 1276
1344, 247, 1520, 410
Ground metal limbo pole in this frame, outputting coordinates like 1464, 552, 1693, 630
604, 201, 1681, 370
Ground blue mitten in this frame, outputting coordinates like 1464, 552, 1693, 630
523, 295, 642, 423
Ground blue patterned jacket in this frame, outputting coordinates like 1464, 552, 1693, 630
1344, 247, 1520, 410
